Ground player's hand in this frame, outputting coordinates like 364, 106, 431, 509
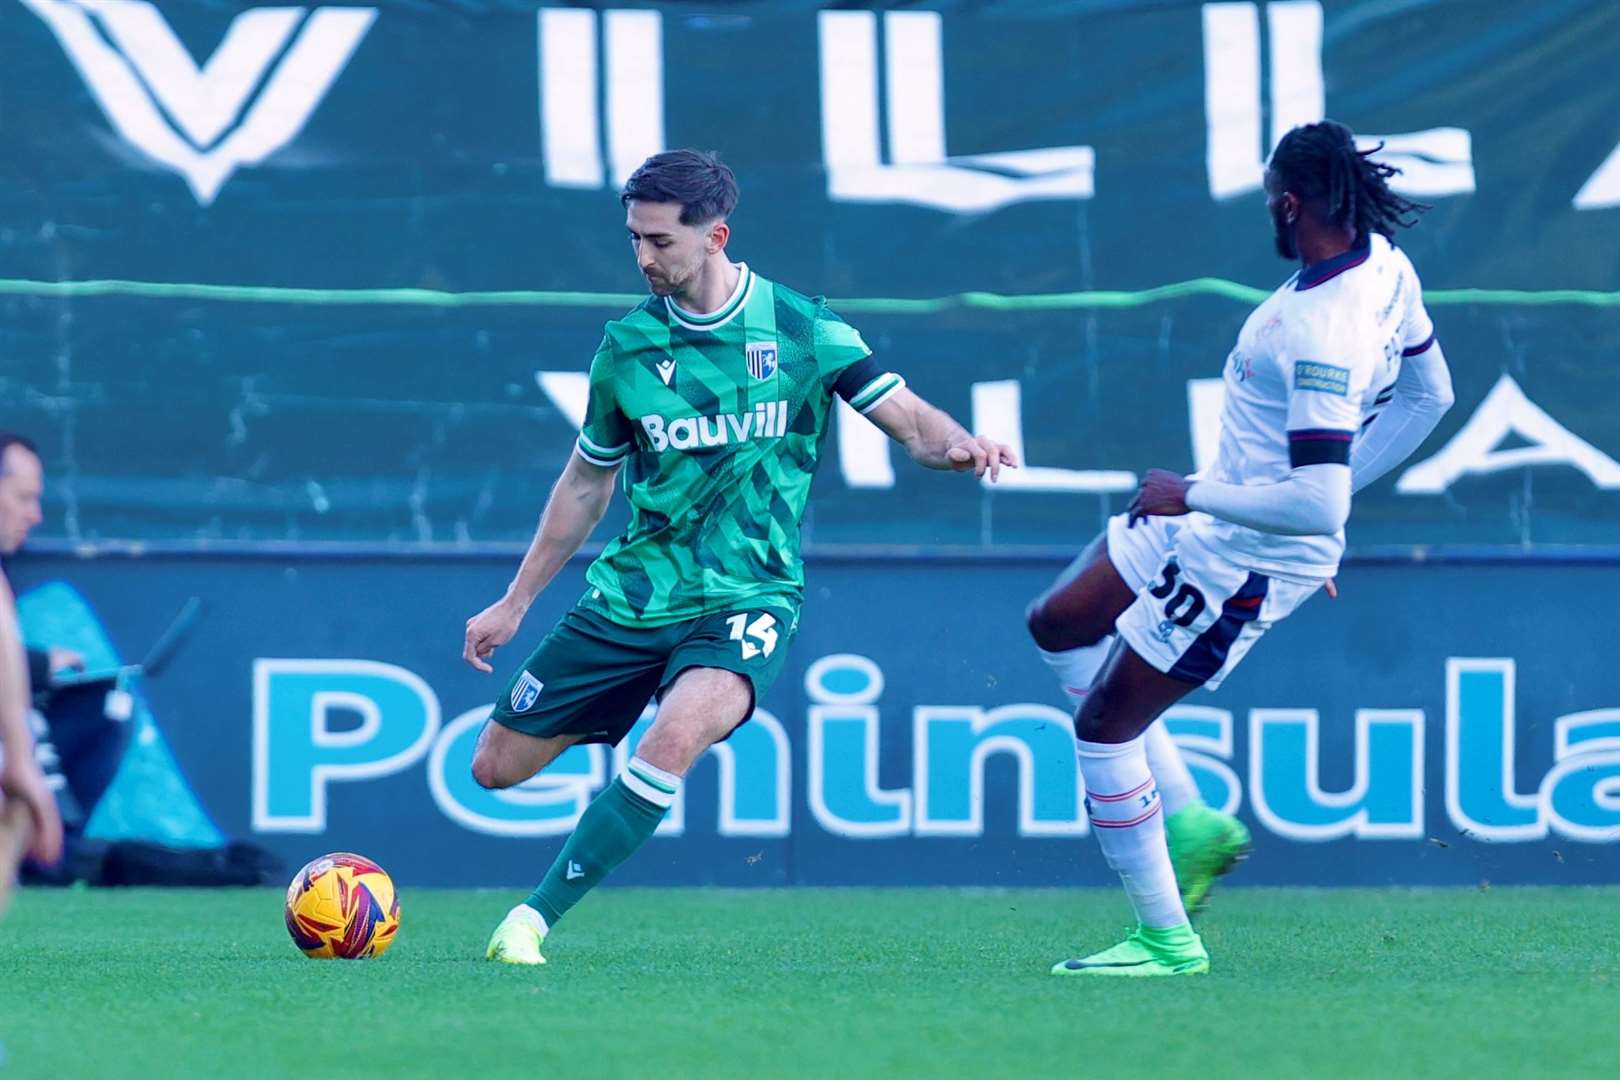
48, 647, 86, 674
1, 757, 64, 865
1128, 468, 1193, 525
1325, 579, 1338, 600
945, 435, 1019, 482
463, 597, 525, 674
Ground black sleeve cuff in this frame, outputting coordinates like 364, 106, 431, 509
1288, 429, 1354, 467
831, 355, 883, 401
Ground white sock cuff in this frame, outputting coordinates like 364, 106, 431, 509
622, 756, 681, 809
1038, 639, 1112, 704
1076, 736, 1161, 825
1075, 735, 1146, 761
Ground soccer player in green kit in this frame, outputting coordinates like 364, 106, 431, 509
468, 150, 1017, 965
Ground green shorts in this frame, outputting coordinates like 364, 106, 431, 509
489, 601, 798, 746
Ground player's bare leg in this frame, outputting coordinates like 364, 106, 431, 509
487, 668, 751, 965
0, 799, 31, 918
470, 722, 582, 790
632, 667, 753, 774
1029, 533, 1249, 914
1053, 643, 1211, 977
1027, 534, 1134, 654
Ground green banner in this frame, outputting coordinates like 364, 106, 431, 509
2, 1, 1617, 548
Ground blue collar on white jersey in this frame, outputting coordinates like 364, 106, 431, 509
1294, 234, 1372, 291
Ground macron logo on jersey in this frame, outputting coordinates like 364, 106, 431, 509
640, 401, 790, 452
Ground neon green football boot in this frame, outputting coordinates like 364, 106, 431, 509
1051, 922, 1210, 977
1165, 804, 1250, 916
485, 905, 547, 966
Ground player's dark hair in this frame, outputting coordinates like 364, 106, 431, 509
0, 432, 38, 474
621, 149, 738, 225
1269, 120, 1428, 240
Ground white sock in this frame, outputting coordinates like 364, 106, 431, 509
1037, 640, 1113, 708
1143, 721, 1203, 816
1077, 736, 1188, 929
1042, 640, 1205, 817
509, 902, 549, 937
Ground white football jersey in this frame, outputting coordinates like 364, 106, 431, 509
1192, 232, 1436, 579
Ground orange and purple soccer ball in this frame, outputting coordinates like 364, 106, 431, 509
284, 852, 401, 959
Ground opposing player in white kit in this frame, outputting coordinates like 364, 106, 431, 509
1030, 120, 1456, 976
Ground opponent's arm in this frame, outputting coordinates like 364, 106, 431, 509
1130, 465, 1351, 536
0, 575, 64, 862
1351, 340, 1454, 493
1185, 464, 1350, 535
463, 453, 619, 672
865, 387, 1018, 480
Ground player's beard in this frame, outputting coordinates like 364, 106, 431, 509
1271, 204, 1298, 260
647, 251, 705, 300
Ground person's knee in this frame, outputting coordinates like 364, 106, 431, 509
1026, 595, 1105, 653
470, 751, 515, 790
640, 671, 751, 771
1073, 678, 1127, 742
644, 711, 729, 762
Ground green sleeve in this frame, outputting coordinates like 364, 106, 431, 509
816, 305, 906, 414
575, 337, 633, 466
813, 304, 874, 382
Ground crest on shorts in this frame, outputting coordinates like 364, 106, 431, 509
745, 342, 778, 381
510, 671, 544, 713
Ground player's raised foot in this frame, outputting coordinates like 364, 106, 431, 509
1051, 922, 1209, 977
1166, 803, 1251, 916
485, 904, 547, 966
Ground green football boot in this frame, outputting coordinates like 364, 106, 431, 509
1051, 923, 1209, 977
1165, 804, 1251, 916
485, 906, 547, 966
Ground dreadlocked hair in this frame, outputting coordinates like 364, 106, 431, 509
1270, 120, 1429, 240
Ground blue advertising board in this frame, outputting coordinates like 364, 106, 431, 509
12, 549, 1618, 887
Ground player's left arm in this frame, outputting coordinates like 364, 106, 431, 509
864, 387, 1018, 480
812, 304, 1016, 480
1349, 281, 1455, 492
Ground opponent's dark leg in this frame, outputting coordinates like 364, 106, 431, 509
1028, 532, 1208, 828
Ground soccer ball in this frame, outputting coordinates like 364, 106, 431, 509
284, 852, 401, 959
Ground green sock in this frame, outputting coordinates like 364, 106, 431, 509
527, 757, 679, 926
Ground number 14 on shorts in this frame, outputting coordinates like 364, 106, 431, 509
726, 612, 779, 660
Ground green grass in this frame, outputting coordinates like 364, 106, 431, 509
2, 887, 1616, 1078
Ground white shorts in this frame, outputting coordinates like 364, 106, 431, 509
1106, 512, 1321, 690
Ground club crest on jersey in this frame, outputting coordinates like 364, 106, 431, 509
745, 342, 778, 381
510, 671, 544, 713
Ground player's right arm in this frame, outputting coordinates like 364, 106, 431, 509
0, 574, 64, 863
463, 337, 631, 673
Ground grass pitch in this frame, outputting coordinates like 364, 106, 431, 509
2, 886, 1615, 1078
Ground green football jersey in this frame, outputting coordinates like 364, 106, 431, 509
574, 263, 903, 627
